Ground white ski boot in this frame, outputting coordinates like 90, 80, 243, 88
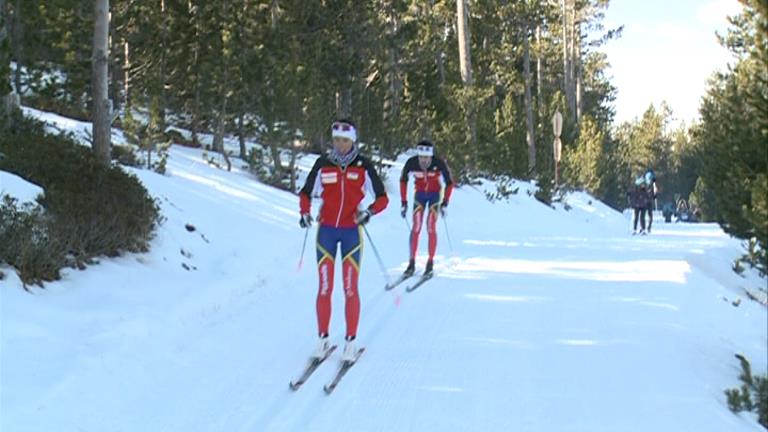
342, 339, 358, 362
312, 336, 331, 359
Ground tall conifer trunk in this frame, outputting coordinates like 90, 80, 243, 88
523, 21, 536, 174
457, 0, 477, 168
92, 0, 111, 165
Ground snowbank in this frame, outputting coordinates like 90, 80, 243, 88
0, 170, 43, 204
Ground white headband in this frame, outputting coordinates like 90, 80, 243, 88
416, 145, 434, 156
331, 123, 357, 142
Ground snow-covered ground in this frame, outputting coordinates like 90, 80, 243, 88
1, 108, 766, 432
0, 171, 43, 204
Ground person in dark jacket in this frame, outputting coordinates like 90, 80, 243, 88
628, 177, 650, 235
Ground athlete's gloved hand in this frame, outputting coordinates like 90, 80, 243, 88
439, 201, 448, 217
356, 209, 372, 225
299, 213, 313, 228
400, 201, 408, 218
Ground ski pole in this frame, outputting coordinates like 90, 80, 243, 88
362, 225, 391, 285
297, 227, 310, 271
442, 215, 454, 253
405, 215, 417, 261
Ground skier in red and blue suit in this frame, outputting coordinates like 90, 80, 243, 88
399, 140, 454, 276
299, 118, 388, 361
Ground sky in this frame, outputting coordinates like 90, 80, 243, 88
601, 0, 744, 126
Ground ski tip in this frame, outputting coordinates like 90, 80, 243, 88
289, 382, 299, 391
405, 274, 433, 292
351, 347, 366, 362
384, 279, 402, 291
323, 385, 333, 394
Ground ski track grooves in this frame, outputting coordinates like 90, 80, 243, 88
232, 272, 406, 431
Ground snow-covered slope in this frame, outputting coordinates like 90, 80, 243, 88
1, 108, 766, 432
0, 171, 43, 204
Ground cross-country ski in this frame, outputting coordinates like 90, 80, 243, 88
405, 272, 434, 292
323, 348, 365, 395
289, 345, 337, 391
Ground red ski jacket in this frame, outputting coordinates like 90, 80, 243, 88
300, 155, 389, 228
399, 156, 454, 203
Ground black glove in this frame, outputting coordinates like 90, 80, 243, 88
299, 213, 313, 228
440, 201, 448, 217
400, 201, 408, 218
355, 209, 372, 225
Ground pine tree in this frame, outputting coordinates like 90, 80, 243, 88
562, 114, 607, 195
14, 0, 621, 190
694, 0, 767, 268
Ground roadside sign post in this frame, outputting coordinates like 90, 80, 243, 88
552, 111, 563, 188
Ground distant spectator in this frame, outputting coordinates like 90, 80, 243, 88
676, 199, 690, 222
662, 202, 674, 223
691, 206, 701, 223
